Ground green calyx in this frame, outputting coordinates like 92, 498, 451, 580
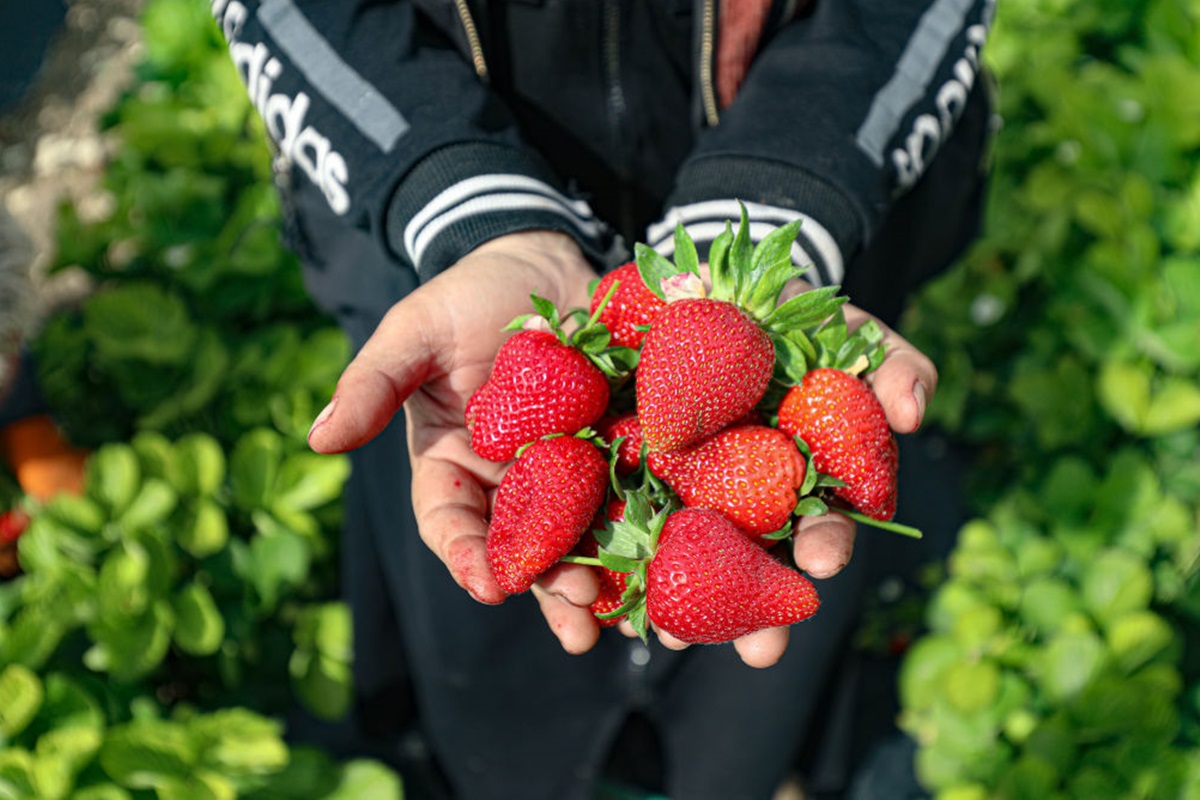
557, 461, 679, 642
634, 202, 888, 386
590, 491, 671, 642
505, 290, 639, 380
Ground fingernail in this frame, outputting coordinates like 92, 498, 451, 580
308, 398, 337, 441
912, 381, 927, 427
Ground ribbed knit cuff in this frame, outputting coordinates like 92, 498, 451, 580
656, 157, 864, 287
386, 143, 617, 280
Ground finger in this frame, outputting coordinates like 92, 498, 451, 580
792, 512, 856, 579
536, 561, 600, 608
858, 320, 938, 435
654, 628, 691, 651
733, 626, 790, 668
532, 584, 602, 655
617, 619, 640, 639
308, 298, 439, 454
411, 455, 508, 605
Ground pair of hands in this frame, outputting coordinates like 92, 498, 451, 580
307, 230, 937, 668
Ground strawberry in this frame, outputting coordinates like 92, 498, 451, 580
645, 508, 820, 643
632, 209, 847, 453
637, 299, 774, 453
0, 510, 28, 546
776, 367, 898, 520
486, 435, 610, 595
647, 424, 806, 540
466, 329, 610, 463
590, 262, 667, 349
596, 413, 644, 476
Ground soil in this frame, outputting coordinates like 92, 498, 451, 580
0, 0, 145, 387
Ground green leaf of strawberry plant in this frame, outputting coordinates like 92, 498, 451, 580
763, 285, 846, 332
607, 346, 640, 373
529, 294, 560, 328
752, 219, 802, 278
634, 243, 681, 302
171, 581, 225, 657
707, 224, 734, 294
620, 581, 650, 642
798, 456, 820, 497
621, 491, 654, 529
571, 325, 612, 354
771, 333, 813, 385
724, 203, 754, 301
0, 664, 44, 740
502, 313, 537, 331
813, 308, 849, 358
600, 521, 654, 561
742, 221, 803, 319
761, 521, 794, 542
672, 223, 701, 277
794, 497, 829, 517
832, 337, 872, 376
598, 551, 640, 574
596, 568, 646, 621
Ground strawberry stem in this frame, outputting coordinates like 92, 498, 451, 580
840, 509, 924, 539
559, 555, 605, 567
586, 279, 620, 328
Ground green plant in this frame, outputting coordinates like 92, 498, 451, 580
0, 662, 402, 800
1, 0, 404, 795
897, 0, 1200, 796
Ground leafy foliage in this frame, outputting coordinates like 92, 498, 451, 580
1, 0, 403, 796
898, 0, 1200, 796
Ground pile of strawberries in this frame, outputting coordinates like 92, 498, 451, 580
465, 210, 920, 644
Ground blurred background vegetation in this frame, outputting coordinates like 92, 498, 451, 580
0, 0, 1198, 798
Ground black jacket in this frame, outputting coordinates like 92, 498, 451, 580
213, 0, 994, 289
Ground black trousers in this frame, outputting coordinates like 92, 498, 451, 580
281, 84, 990, 800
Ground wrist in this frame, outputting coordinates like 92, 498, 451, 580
473, 230, 598, 304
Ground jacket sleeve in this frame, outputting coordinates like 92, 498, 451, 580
648, 0, 995, 288
212, 0, 615, 280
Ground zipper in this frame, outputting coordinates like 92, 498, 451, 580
453, 0, 489, 80
603, 0, 628, 156
604, 0, 639, 236
699, 0, 719, 126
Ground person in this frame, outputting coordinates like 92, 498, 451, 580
212, 1, 995, 797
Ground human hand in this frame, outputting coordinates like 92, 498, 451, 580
619, 279, 937, 668
306, 230, 607, 653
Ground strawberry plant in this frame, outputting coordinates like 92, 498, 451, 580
896, 0, 1200, 796
0, 0, 403, 796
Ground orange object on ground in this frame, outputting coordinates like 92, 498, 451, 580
0, 414, 88, 501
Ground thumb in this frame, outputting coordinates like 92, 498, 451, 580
308, 297, 438, 454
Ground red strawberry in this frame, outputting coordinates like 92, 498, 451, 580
466, 330, 610, 463
636, 298, 774, 453
596, 413, 644, 476
0, 510, 29, 546
578, 499, 631, 626
486, 436, 610, 595
590, 262, 667, 350
776, 367, 898, 520
647, 424, 806, 540
646, 508, 820, 643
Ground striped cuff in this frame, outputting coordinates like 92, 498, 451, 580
645, 199, 846, 288
387, 144, 616, 279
